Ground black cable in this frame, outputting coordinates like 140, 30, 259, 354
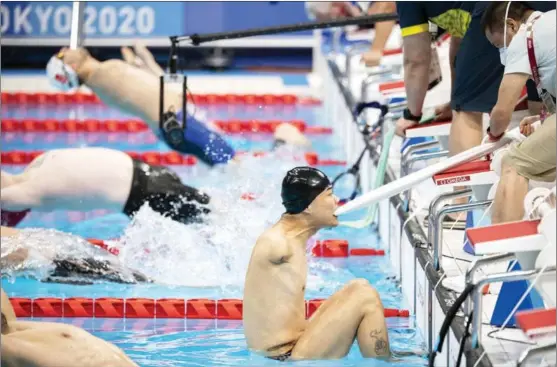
176, 13, 398, 45
455, 311, 473, 367
429, 283, 475, 367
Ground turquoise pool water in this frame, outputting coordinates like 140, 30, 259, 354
1, 94, 427, 366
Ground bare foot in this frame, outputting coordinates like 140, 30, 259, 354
274, 123, 311, 148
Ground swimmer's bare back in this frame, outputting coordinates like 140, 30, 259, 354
244, 224, 391, 360
1, 321, 138, 367
1, 148, 133, 212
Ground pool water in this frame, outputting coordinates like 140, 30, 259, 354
1, 90, 427, 366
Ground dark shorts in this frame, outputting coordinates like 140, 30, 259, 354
123, 159, 211, 224
451, 12, 503, 113
173, 111, 236, 166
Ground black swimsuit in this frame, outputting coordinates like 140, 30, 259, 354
123, 159, 211, 224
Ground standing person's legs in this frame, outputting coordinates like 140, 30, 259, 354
289, 279, 389, 360
450, 12, 504, 217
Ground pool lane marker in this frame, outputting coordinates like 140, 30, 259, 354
1, 119, 333, 135
10, 297, 409, 319
1, 151, 346, 167
1, 92, 321, 106
86, 238, 385, 259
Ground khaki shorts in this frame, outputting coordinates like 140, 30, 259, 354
504, 114, 556, 182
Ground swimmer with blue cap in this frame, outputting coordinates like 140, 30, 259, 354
47, 44, 310, 166
244, 166, 390, 361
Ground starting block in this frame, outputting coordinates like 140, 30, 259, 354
466, 220, 546, 256
434, 160, 497, 254
466, 221, 547, 327
516, 308, 556, 339
405, 119, 452, 138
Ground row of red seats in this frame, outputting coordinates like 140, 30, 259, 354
0, 119, 332, 134
10, 297, 409, 319
1, 92, 321, 106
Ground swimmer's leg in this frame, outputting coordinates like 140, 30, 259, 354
290, 279, 390, 360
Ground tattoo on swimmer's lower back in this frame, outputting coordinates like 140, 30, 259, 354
369, 330, 389, 355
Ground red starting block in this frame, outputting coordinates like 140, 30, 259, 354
433, 160, 495, 187
516, 308, 556, 339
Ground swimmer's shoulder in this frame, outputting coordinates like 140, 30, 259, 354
255, 228, 292, 265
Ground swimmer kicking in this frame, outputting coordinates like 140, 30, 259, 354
243, 167, 390, 361
1, 147, 210, 227
1, 288, 138, 367
47, 44, 310, 166
1, 226, 149, 285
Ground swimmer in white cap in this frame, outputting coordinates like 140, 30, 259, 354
1, 288, 138, 367
1, 147, 210, 228
46, 44, 310, 166
243, 167, 390, 361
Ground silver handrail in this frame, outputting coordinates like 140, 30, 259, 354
402, 150, 448, 177
464, 253, 516, 313
471, 266, 557, 348
517, 340, 556, 366
427, 189, 473, 243
400, 140, 440, 173
432, 200, 493, 271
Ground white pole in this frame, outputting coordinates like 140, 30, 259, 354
69, 1, 85, 49
335, 129, 519, 216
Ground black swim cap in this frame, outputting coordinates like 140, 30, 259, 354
281, 167, 331, 214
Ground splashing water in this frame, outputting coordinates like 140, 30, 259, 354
111, 150, 345, 293
1, 228, 137, 283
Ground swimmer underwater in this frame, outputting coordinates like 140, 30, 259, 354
1, 288, 138, 367
46, 44, 310, 166
1, 147, 210, 227
244, 167, 390, 361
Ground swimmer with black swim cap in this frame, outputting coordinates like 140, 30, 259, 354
281, 166, 338, 227
244, 166, 390, 361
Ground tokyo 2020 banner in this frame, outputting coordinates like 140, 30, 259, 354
0, 2, 312, 47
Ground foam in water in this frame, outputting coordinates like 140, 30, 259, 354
111, 150, 344, 292
1, 228, 138, 283
2, 150, 346, 293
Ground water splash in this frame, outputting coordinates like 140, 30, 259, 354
110, 150, 343, 293
1, 228, 136, 282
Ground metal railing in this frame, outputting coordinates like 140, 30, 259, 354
471, 266, 557, 348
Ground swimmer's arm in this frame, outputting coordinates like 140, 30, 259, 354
1, 248, 29, 272
489, 73, 530, 137
368, 2, 397, 55
402, 31, 431, 116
